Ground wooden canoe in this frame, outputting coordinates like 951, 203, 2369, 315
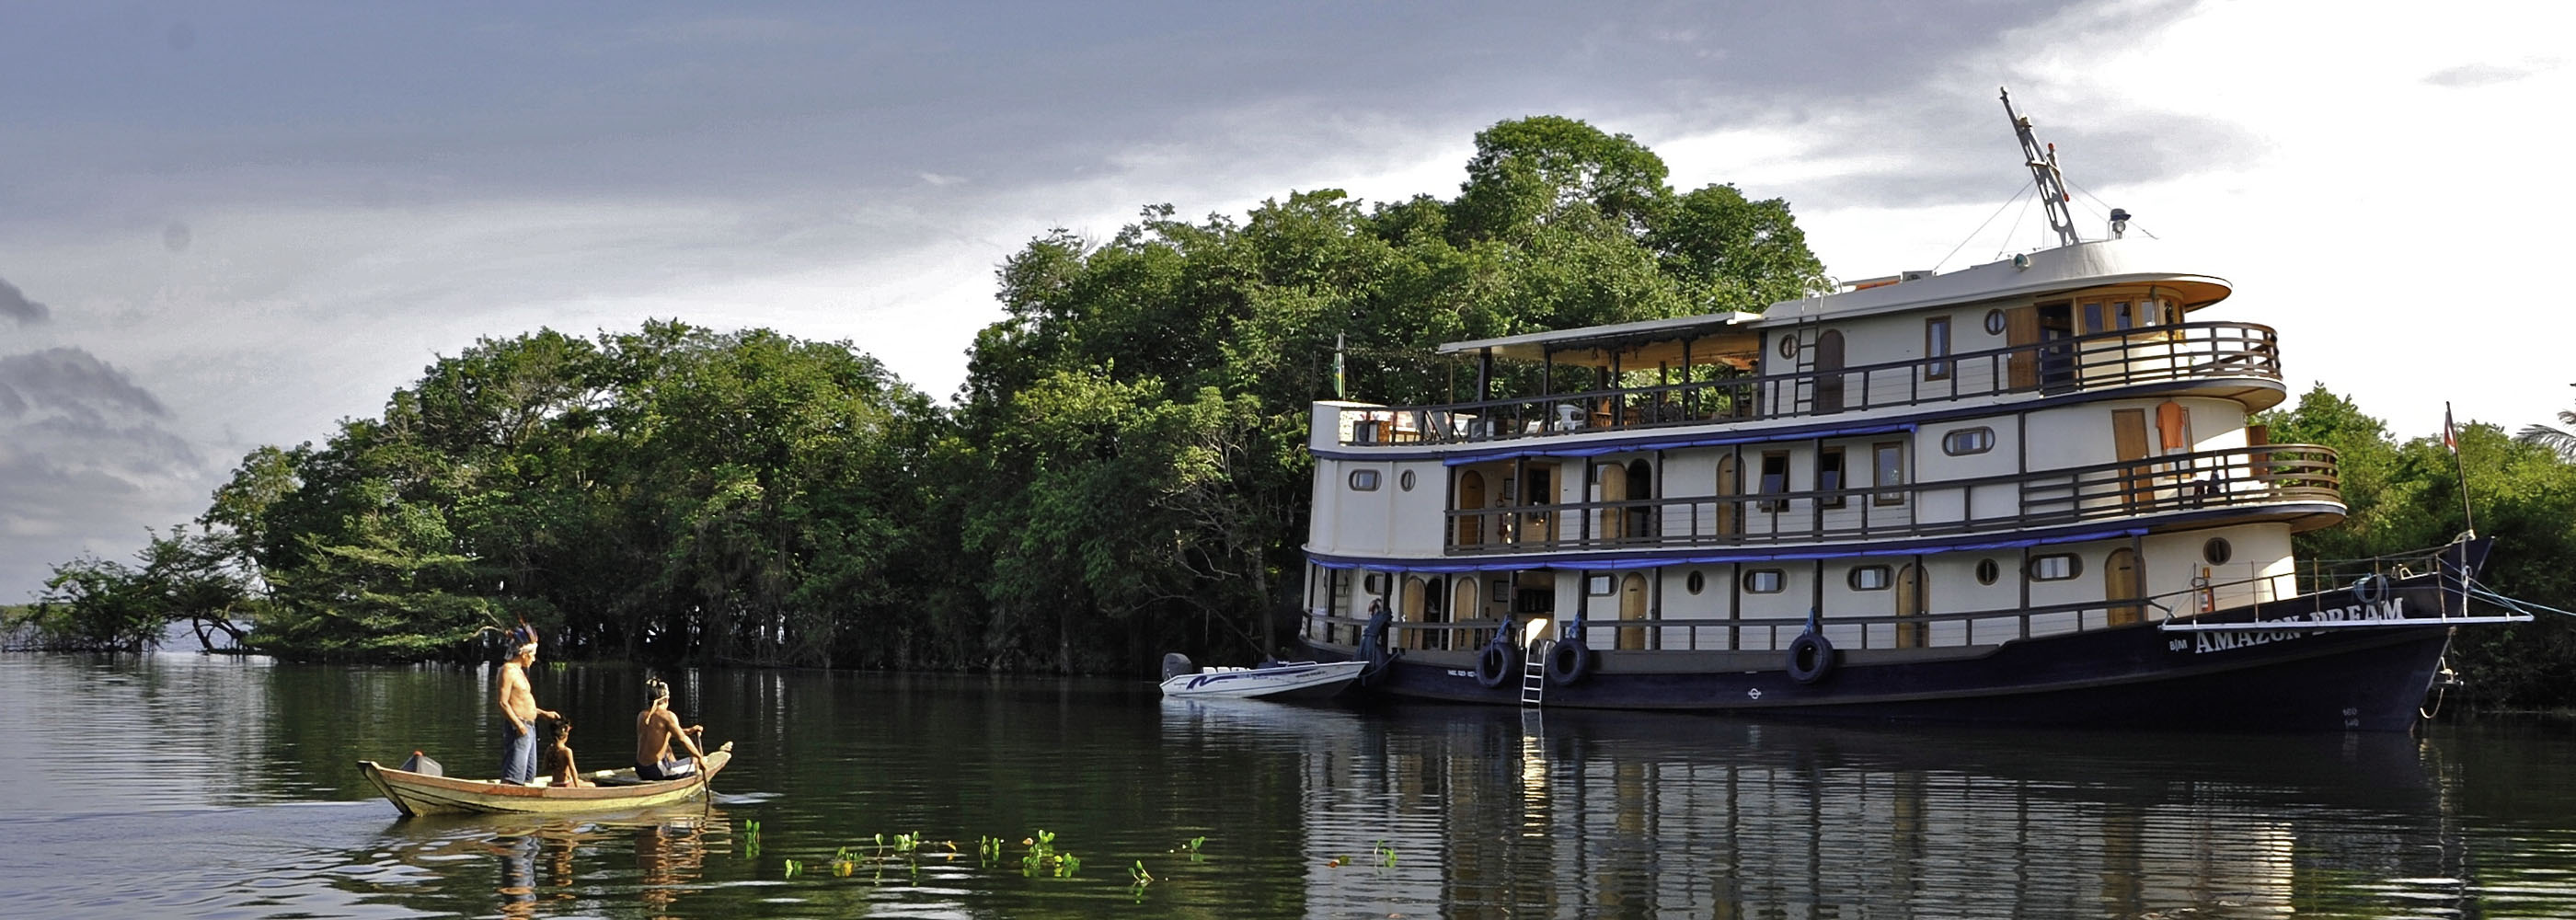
358, 746, 733, 817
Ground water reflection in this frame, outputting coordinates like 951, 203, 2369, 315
6, 655, 2576, 918
1160, 698, 2514, 918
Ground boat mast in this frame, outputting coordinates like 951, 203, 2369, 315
2000, 86, 2080, 249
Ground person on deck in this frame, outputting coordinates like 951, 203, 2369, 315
496, 624, 560, 785
634, 677, 709, 781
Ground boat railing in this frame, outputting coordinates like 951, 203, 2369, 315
1444, 443, 2339, 555
1305, 594, 2174, 656
1335, 321, 2279, 446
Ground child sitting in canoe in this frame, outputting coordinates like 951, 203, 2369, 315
540, 716, 589, 788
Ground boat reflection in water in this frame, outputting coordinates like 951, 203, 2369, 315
1162, 699, 2473, 917
371, 808, 735, 920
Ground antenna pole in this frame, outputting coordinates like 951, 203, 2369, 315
2001, 86, 2080, 249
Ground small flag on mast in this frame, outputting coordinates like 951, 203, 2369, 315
2444, 403, 2458, 454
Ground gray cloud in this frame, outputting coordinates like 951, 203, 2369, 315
0, 348, 169, 421
0, 346, 207, 603
0, 277, 49, 325
0, 2, 2070, 230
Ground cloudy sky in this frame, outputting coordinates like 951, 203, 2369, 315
3, 1, 2570, 602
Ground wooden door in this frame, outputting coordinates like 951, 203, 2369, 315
1456, 470, 1486, 547
1895, 563, 1926, 649
2112, 408, 2151, 509
1814, 329, 1846, 413
2006, 306, 2041, 391
1597, 462, 1627, 545
2106, 548, 2143, 627
1715, 454, 1742, 538
1618, 573, 1649, 650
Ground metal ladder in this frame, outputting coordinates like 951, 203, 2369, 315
1520, 639, 1552, 707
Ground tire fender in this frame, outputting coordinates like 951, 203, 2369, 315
1786, 631, 1837, 684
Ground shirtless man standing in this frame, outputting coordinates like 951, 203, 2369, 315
634, 677, 708, 780
496, 625, 560, 785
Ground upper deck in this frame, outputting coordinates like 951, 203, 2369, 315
1320, 239, 2275, 454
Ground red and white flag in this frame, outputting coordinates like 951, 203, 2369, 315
2444, 402, 2459, 454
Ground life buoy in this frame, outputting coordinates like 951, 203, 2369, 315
2351, 573, 2392, 605
1545, 637, 1593, 684
1475, 642, 1515, 689
1786, 631, 1836, 684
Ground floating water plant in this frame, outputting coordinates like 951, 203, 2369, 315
1375, 840, 1398, 867
782, 858, 802, 879
743, 820, 761, 859
1019, 829, 1081, 879
1128, 860, 1155, 903
1172, 835, 1206, 862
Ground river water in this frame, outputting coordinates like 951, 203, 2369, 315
5, 653, 2575, 919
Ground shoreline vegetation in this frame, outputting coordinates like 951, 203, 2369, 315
12, 118, 2576, 711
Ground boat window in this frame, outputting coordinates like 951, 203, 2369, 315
2081, 302, 2105, 335
1759, 451, 1789, 512
1349, 469, 1381, 491
1943, 428, 1995, 455
1984, 308, 2007, 336
1363, 572, 1387, 593
1777, 335, 1799, 360
1742, 569, 1786, 593
1925, 316, 1952, 380
2029, 554, 2081, 581
1685, 570, 1707, 594
1849, 566, 1892, 591
1975, 558, 2000, 585
2203, 538, 2233, 565
2113, 300, 2136, 330
1817, 448, 1846, 508
1873, 442, 1905, 505
1398, 469, 1416, 491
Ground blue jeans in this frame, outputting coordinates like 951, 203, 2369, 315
500, 725, 536, 784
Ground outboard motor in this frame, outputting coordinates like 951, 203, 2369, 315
1160, 652, 1195, 682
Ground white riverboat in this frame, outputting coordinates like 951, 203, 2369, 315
1294, 91, 2518, 730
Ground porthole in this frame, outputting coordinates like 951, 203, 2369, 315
1743, 569, 1786, 593
1943, 427, 1995, 455
1349, 469, 1381, 491
2203, 537, 2233, 565
1685, 571, 1707, 594
1984, 308, 2007, 336
1778, 336, 1799, 360
1398, 469, 1417, 491
2029, 554, 2082, 581
1849, 566, 1892, 591
1975, 558, 2000, 585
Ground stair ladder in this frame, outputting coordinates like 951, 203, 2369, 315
1520, 639, 1553, 707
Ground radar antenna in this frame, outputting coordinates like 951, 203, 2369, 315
2000, 86, 2080, 249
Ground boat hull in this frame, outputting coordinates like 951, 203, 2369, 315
1160, 661, 1367, 700
1314, 570, 2474, 731
359, 749, 732, 817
